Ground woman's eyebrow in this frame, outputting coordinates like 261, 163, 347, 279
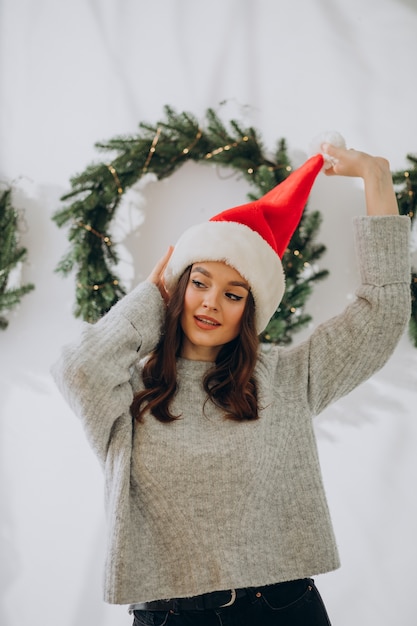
191, 266, 211, 277
192, 267, 249, 291
228, 280, 249, 291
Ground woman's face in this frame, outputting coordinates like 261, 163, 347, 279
180, 261, 250, 361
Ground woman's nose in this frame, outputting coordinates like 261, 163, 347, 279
202, 291, 219, 311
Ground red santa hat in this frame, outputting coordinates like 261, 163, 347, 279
164, 150, 329, 334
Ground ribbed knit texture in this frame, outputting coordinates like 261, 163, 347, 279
52, 216, 411, 605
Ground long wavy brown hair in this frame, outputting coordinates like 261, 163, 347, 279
130, 265, 260, 423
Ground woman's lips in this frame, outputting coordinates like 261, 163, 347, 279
194, 315, 221, 329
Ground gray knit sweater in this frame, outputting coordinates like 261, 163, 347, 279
52, 216, 411, 605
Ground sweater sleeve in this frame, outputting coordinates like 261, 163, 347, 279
276, 215, 411, 416
51, 281, 165, 464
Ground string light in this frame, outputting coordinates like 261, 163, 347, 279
142, 127, 162, 173
204, 136, 249, 159
78, 279, 119, 291
76, 221, 112, 246
182, 129, 202, 154
107, 164, 123, 195
170, 129, 203, 163
247, 163, 291, 176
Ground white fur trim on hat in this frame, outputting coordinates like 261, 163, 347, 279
164, 221, 285, 334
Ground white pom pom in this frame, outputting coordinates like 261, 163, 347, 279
309, 131, 346, 169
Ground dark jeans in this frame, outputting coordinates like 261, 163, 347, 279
132, 579, 332, 626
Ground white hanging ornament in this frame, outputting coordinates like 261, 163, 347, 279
309, 131, 347, 170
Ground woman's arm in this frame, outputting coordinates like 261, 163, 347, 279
52, 268, 168, 464
273, 146, 411, 415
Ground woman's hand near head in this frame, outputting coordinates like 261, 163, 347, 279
146, 246, 174, 304
322, 143, 399, 216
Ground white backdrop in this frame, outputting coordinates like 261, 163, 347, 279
1, 1, 417, 625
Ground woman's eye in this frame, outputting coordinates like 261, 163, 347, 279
191, 279, 205, 288
226, 292, 244, 301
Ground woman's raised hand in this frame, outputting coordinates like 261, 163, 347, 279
146, 246, 174, 303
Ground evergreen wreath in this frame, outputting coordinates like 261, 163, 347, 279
0, 187, 35, 329
53, 105, 331, 344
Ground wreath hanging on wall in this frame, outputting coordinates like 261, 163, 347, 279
53, 106, 329, 345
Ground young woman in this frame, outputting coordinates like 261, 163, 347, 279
53, 143, 411, 626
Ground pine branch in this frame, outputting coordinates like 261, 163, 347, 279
0, 188, 35, 330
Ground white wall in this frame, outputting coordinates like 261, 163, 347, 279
1, 1, 417, 625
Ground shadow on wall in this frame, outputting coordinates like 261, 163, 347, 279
398, 0, 417, 10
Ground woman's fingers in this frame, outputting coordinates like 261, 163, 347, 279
146, 246, 174, 303
322, 143, 371, 178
